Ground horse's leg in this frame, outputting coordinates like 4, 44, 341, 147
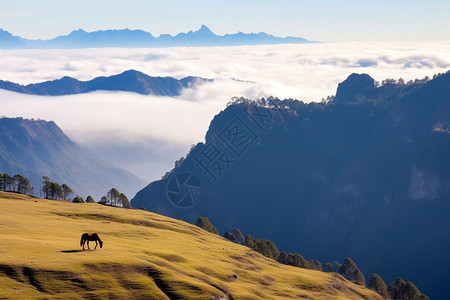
82, 239, 85, 250
95, 240, 98, 249
87, 240, 90, 250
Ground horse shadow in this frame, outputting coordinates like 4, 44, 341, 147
60, 249, 84, 253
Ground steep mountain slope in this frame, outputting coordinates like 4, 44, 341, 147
0, 191, 381, 299
0, 25, 312, 49
132, 72, 450, 299
0, 117, 145, 199
0, 70, 209, 96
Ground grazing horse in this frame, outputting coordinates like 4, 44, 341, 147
80, 233, 103, 250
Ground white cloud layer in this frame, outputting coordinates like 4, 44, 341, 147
1, 42, 450, 183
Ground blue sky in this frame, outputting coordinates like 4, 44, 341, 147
1, 0, 449, 42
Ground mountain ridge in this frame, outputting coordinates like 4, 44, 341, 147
0, 117, 146, 199
0, 25, 313, 49
0, 70, 210, 96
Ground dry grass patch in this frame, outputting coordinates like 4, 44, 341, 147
0, 191, 382, 299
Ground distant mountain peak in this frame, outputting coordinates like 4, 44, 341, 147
72, 28, 87, 33
0, 26, 313, 49
120, 69, 144, 75
66, 29, 87, 38
196, 24, 215, 34
335, 73, 377, 103
0, 28, 28, 48
0, 117, 145, 199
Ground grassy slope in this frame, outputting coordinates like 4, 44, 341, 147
0, 192, 381, 299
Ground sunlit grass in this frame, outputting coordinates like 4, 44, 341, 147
0, 191, 381, 299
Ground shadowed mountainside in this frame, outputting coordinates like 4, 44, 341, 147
132, 72, 450, 299
0, 192, 381, 299
0, 70, 209, 96
0, 117, 145, 199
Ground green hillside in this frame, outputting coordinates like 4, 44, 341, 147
0, 191, 381, 299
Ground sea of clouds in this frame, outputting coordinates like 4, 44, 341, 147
1, 42, 450, 184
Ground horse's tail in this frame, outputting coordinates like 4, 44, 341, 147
80, 234, 84, 246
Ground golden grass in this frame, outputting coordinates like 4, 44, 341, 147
0, 191, 382, 299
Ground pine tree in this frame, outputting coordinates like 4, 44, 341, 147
389, 278, 407, 300
99, 196, 108, 204
61, 184, 73, 201
41, 176, 51, 199
119, 193, 131, 208
339, 257, 365, 285
13, 174, 32, 194
389, 279, 429, 300
50, 182, 62, 200
264, 240, 280, 260
3, 174, 13, 192
354, 268, 366, 286
324, 262, 334, 272
223, 232, 236, 242
72, 196, 84, 203
404, 281, 422, 300
310, 260, 323, 271
277, 252, 314, 269
368, 273, 389, 298
196, 216, 219, 234
339, 258, 358, 280
233, 228, 245, 244
244, 235, 279, 260
245, 235, 256, 249
107, 188, 120, 206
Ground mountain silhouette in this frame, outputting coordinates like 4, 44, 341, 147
0, 117, 145, 199
0, 70, 210, 96
0, 28, 28, 49
131, 72, 450, 299
43, 28, 156, 48
0, 25, 313, 49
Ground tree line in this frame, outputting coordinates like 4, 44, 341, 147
0, 173, 74, 200
1, 171, 132, 209
71, 189, 131, 208
41, 177, 131, 208
41, 176, 73, 200
71, 195, 96, 203
0, 172, 33, 195
98, 187, 131, 208
196, 216, 429, 300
